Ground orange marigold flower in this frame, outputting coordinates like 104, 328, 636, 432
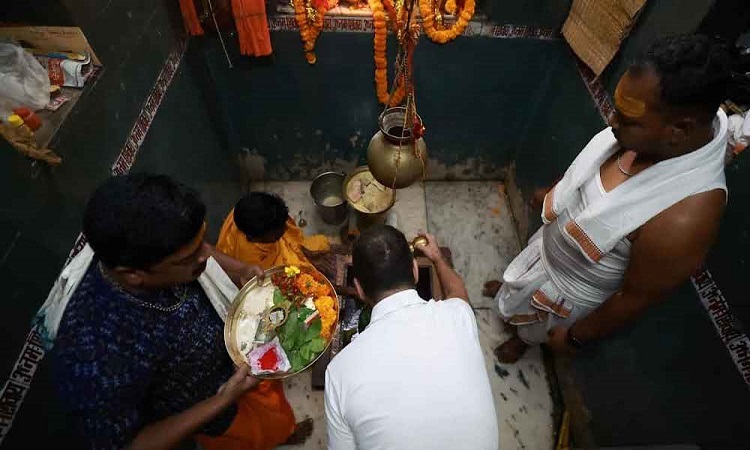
295, 273, 318, 296
314, 296, 337, 339
314, 282, 331, 298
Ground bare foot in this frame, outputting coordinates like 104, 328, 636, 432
494, 336, 529, 364
483, 280, 503, 298
284, 418, 314, 445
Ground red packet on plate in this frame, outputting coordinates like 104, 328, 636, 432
247, 337, 291, 375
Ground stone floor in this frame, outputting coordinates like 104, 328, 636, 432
253, 180, 554, 450
426, 182, 554, 450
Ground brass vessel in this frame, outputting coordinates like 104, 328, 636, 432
366, 107, 428, 189
408, 236, 428, 253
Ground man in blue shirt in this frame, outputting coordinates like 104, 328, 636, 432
53, 174, 310, 449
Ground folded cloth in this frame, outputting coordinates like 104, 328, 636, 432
33, 245, 238, 350
179, 0, 205, 36
196, 380, 296, 450
33, 244, 94, 349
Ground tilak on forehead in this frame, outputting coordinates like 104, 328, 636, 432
614, 82, 647, 118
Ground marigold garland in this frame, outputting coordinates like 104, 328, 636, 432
419, 0, 475, 44
368, 0, 410, 105
444, 0, 456, 14
294, 0, 326, 64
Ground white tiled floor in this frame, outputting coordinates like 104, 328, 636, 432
252, 180, 553, 450
424, 182, 521, 310
426, 182, 554, 450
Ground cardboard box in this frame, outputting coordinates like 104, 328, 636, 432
0, 26, 101, 66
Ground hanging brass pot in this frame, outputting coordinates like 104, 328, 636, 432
366, 107, 428, 189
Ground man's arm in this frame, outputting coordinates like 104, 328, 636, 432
417, 232, 469, 302
549, 190, 725, 350
57, 332, 258, 450
207, 244, 264, 287
126, 366, 259, 450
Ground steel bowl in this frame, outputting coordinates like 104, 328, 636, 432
310, 172, 348, 225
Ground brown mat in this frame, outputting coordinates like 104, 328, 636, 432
562, 0, 648, 76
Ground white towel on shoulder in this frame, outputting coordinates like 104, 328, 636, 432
542, 109, 729, 262
33, 245, 239, 351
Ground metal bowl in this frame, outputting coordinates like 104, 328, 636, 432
224, 266, 340, 379
310, 172, 348, 225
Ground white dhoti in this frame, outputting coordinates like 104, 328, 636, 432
497, 211, 630, 344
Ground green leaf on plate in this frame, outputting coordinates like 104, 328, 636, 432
291, 352, 305, 371
300, 344, 312, 362
273, 288, 287, 306
309, 337, 326, 353
298, 307, 315, 321
305, 318, 322, 338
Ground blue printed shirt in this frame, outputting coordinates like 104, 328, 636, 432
52, 262, 236, 449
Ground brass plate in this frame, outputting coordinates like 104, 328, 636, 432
224, 266, 339, 379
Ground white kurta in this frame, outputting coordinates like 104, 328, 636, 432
325, 289, 498, 450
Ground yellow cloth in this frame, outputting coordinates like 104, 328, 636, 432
216, 212, 330, 270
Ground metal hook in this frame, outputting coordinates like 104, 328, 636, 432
206, 0, 234, 68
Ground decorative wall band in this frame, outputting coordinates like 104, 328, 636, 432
268, 14, 558, 40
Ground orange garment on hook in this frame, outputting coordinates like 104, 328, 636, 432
232, 0, 273, 56
178, 0, 205, 36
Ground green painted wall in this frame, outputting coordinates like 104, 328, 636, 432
601, 0, 716, 94
196, 32, 584, 180
3, 0, 747, 447
482, 0, 571, 28
0, 0, 184, 362
0, 2, 582, 445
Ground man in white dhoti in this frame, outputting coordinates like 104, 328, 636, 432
485, 34, 733, 363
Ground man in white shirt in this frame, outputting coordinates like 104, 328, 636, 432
325, 225, 498, 450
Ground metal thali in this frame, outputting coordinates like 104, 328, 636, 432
224, 265, 339, 379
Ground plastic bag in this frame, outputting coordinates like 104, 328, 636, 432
0, 41, 51, 117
